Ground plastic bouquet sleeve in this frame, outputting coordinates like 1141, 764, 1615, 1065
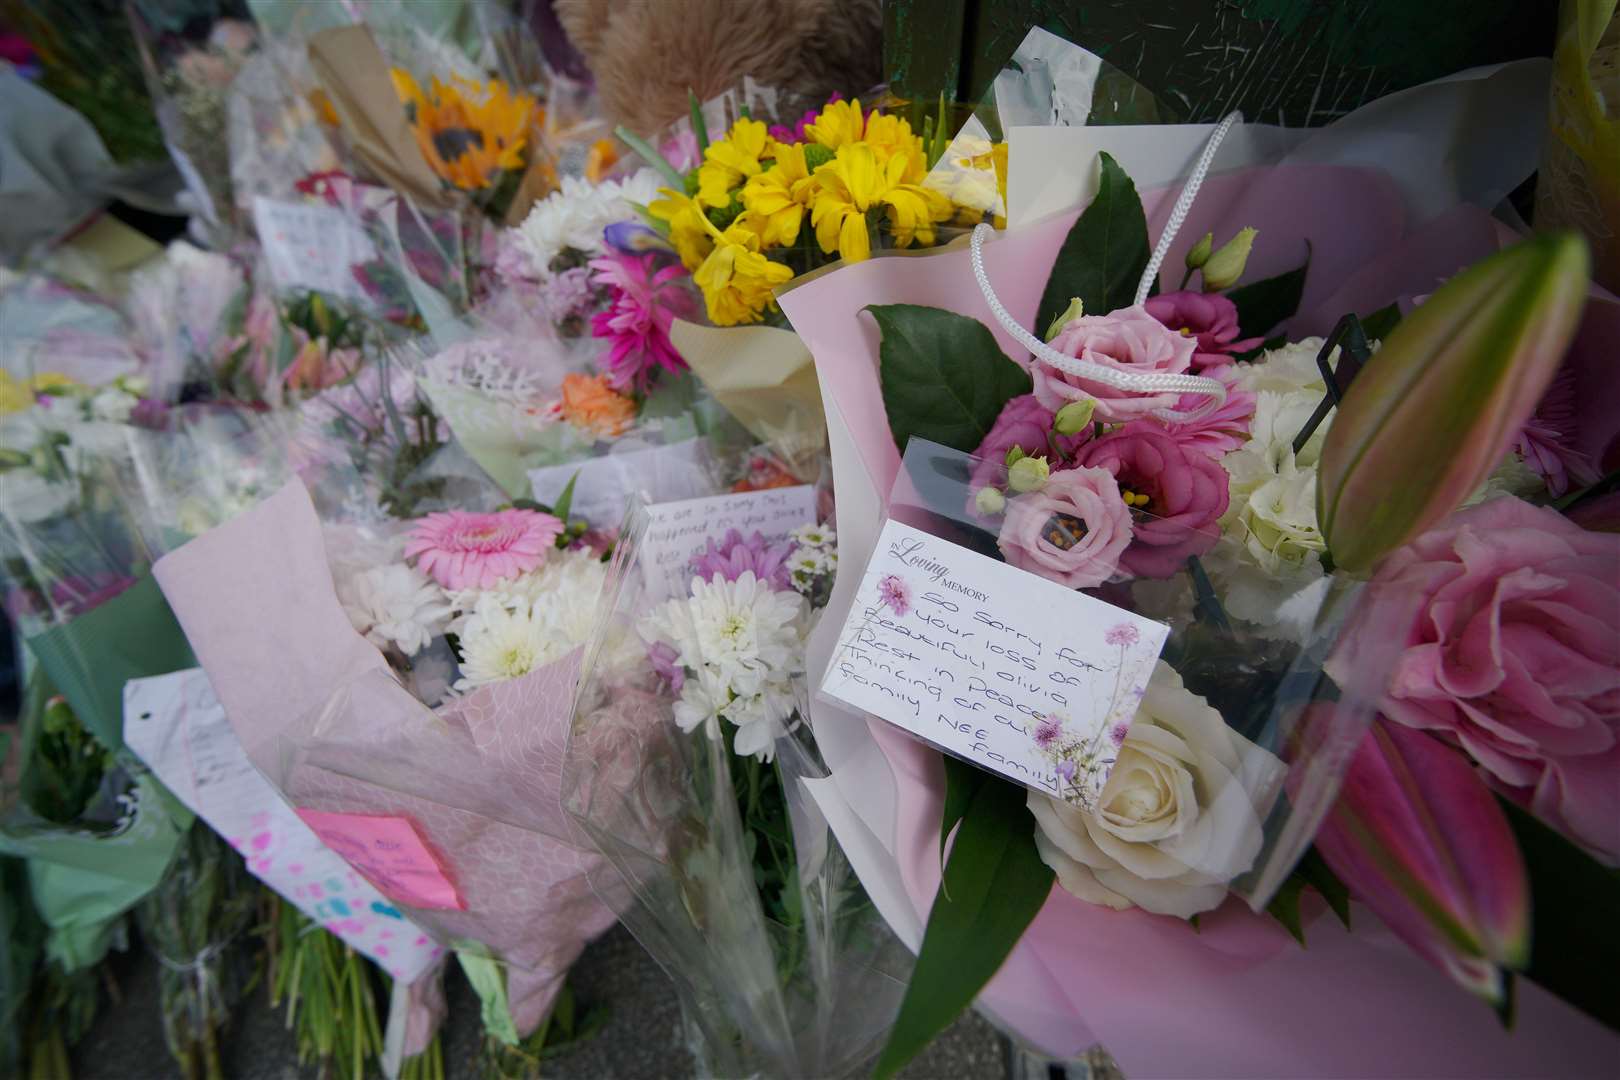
153, 480, 622, 1041
559, 501, 911, 1077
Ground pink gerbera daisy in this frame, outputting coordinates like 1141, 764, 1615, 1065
404, 508, 563, 590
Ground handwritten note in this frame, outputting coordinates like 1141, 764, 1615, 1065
639, 485, 817, 599
123, 670, 442, 982
295, 810, 466, 912
820, 520, 1167, 811
251, 196, 379, 305
526, 436, 714, 528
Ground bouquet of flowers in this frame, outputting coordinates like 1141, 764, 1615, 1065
562, 492, 913, 1076
776, 41, 1620, 1076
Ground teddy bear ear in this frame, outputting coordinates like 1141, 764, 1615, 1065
1318, 231, 1589, 573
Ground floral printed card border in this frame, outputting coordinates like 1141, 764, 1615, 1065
820, 519, 1167, 811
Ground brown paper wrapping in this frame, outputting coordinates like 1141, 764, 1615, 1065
307, 25, 455, 211
669, 318, 827, 476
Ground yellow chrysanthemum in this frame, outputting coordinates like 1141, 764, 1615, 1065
860, 111, 928, 179
0, 371, 33, 413
28, 372, 78, 394
809, 144, 953, 262
804, 98, 866, 150
391, 68, 538, 192
648, 187, 715, 270
740, 142, 816, 248
692, 222, 794, 326
696, 118, 771, 209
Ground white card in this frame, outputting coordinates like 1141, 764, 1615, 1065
639, 485, 817, 600
526, 436, 714, 528
252, 196, 379, 305
820, 520, 1168, 811
124, 669, 442, 983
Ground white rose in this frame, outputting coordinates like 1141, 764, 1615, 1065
1028, 662, 1284, 919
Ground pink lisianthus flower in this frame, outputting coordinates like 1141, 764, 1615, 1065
1513, 367, 1599, 498
689, 528, 793, 590
997, 466, 1133, 589
589, 252, 697, 391
405, 508, 564, 590
1077, 422, 1229, 578
966, 394, 1089, 516
1143, 290, 1263, 371
1160, 364, 1255, 459
1364, 496, 1620, 864
1037, 306, 1197, 423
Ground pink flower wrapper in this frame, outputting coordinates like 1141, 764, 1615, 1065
779, 163, 1620, 1074
154, 481, 628, 1047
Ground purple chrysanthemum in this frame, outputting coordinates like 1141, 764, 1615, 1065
647, 640, 685, 692
689, 529, 794, 590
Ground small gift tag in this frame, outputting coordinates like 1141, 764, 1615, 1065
295, 809, 466, 911
820, 520, 1167, 811
639, 485, 817, 600
251, 195, 378, 305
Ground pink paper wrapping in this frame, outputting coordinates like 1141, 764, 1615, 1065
780, 164, 1620, 1074
154, 481, 626, 1044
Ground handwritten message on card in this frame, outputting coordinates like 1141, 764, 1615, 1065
295, 810, 466, 912
820, 520, 1167, 811
123, 671, 441, 981
252, 196, 379, 306
639, 485, 817, 599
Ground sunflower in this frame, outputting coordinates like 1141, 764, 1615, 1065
391, 69, 539, 192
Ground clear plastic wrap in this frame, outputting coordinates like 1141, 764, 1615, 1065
561, 499, 911, 1077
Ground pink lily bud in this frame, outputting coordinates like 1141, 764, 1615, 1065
1318, 232, 1590, 572
1314, 717, 1530, 1005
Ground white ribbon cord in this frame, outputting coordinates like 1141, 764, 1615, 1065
969, 110, 1245, 425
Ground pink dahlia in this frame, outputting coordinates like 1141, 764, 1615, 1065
404, 508, 563, 590
589, 251, 697, 391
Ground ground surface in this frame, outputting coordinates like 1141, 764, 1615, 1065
71, 924, 1012, 1079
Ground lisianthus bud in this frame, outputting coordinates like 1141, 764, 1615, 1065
1044, 297, 1084, 341
1005, 445, 1026, 467
1007, 455, 1050, 493
1201, 228, 1257, 291
1052, 398, 1096, 435
1184, 232, 1214, 270
974, 486, 1007, 515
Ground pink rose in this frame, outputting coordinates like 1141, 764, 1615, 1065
966, 394, 1089, 515
1037, 306, 1196, 422
1077, 422, 1229, 578
1144, 290, 1263, 371
1370, 497, 1620, 863
996, 467, 1132, 588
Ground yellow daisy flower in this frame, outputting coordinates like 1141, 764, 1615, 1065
392, 68, 538, 192
696, 118, 771, 209
809, 144, 953, 262
805, 98, 867, 150
693, 222, 794, 326
0, 371, 34, 413
649, 187, 715, 271
28, 372, 79, 394
740, 142, 817, 248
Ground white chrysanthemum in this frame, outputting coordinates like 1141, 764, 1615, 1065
789, 523, 834, 548
336, 563, 451, 657
509, 168, 663, 277
451, 549, 613, 690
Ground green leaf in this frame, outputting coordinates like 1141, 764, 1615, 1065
687, 89, 709, 154
1501, 796, 1620, 1031
874, 774, 1053, 1079
552, 471, 579, 523
1037, 152, 1151, 328
1359, 301, 1403, 342
1225, 247, 1311, 338
1266, 846, 1352, 945
940, 755, 988, 851
868, 304, 1031, 455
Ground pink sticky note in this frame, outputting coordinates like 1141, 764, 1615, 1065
295, 809, 466, 911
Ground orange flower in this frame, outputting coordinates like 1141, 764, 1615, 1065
558, 373, 635, 437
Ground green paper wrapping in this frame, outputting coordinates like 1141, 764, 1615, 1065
24, 575, 196, 753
